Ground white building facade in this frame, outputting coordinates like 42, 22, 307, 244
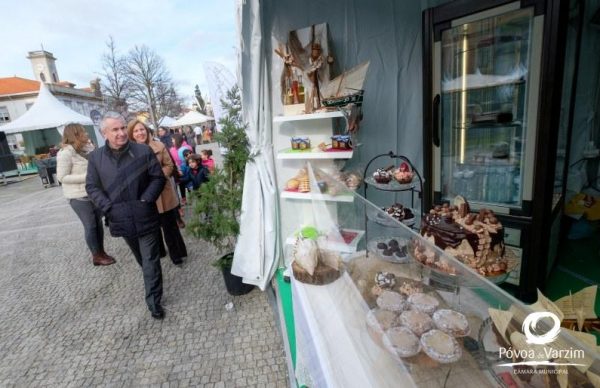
0, 50, 105, 150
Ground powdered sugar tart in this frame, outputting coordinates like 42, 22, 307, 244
432, 309, 470, 337
383, 326, 421, 358
420, 329, 462, 363
376, 290, 406, 312
407, 292, 439, 315
366, 308, 399, 335
399, 310, 433, 336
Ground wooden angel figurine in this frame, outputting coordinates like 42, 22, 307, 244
274, 45, 302, 105
306, 43, 324, 113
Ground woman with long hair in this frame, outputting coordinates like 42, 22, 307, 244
56, 123, 115, 266
128, 120, 187, 265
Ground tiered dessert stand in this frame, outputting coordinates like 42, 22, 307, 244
363, 151, 424, 258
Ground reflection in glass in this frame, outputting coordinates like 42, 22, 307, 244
440, 8, 533, 208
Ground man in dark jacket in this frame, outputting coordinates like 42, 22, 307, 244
86, 112, 167, 320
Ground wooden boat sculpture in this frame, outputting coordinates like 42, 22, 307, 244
321, 61, 370, 108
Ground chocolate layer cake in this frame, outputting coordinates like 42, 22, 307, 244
420, 197, 508, 276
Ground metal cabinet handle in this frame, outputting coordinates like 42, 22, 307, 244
433, 94, 440, 147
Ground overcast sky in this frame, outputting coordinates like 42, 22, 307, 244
0, 0, 237, 105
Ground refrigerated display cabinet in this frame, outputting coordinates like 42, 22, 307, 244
422, 0, 573, 301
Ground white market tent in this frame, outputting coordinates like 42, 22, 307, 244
158, 116, 177, 127
169, 111, 214, 127
0, 83, 95, 154
1, 83, 93, 133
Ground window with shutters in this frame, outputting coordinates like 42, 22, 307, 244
0, 107, 10, 122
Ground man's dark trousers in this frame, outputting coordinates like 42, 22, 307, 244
123, 230, 163, 313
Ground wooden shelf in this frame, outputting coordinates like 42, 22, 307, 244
273, 110, 344, 123
281, 190, 354, 203
277, 148, 353, 160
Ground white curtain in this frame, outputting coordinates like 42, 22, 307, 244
232, 0, 281, 290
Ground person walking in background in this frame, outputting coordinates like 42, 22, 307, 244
184, 126, 196, 149
182, 154, 210, 191
193, 126, 202, 145
202, 125, 212, 144
200, 149, 215, 174
176, 149, 192, 219
168, 133, 190, 170
86, 112, 167, 320
169, 133, 192, 205
56, 123, 115, 267
128, 119, 188, 266
158, 127, 186, 228
178, 135, 194, 165
179, 149, 193, 186
157, 126, 173, 149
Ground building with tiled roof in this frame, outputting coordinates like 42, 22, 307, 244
0, 50, 106, 150
0, 77, 40, 96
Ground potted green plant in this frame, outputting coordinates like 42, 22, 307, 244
188, 85, 254, 296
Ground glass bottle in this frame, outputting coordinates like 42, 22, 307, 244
298, 74, 305, 103
285, 78, 293, 105
292, 80, 300, 104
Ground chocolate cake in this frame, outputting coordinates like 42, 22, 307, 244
373, 168, 393, 184
420, 196, 508, 276
383, 203, 415, 225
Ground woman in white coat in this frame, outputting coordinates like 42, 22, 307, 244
56, 123, 115, 266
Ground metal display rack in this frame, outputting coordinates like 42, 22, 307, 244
362, 151, 424, 257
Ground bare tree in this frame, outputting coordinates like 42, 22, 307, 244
100, 36, 130, 113
125, 45, 173, 129
156, 83, 184, 118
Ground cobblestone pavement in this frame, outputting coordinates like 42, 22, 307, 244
0, 176, 288, 387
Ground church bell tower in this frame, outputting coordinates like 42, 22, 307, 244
27, 50, 59, 83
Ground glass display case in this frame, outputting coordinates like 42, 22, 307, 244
423, 0, 573, 301
439, 7, 532, 212
287, 167, 600, 387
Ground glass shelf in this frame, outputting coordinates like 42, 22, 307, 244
453, 121, 522, 129
364, 176, 417, 191
273, 110, 344, 123
280, 190, 354, 203
442, 77, 526, 93
277, 148, 353, 159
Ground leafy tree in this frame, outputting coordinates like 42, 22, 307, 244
189, 85, 249, 260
